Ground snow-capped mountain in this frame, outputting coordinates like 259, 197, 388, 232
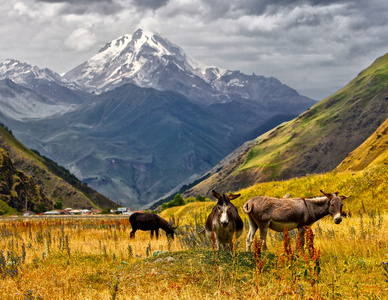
0, 59, 80, 92
64, 29, 211, 95
0, 59, 91, 120
65, 28, 315, 108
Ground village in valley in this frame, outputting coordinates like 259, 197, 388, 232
21, 207, 139, 216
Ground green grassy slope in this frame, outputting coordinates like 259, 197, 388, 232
183, 53, 388, 198
336, 118, 388, 171
0, 126, 116, 211
0, 147, 51, 214
163, 164, 388, 223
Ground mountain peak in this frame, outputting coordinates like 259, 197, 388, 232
63, 28, 314, 107
0, 59, 37, 81
132, 28, 151, 40
64, 28, 204, 94
0, 58, 81, 91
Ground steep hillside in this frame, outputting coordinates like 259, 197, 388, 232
0, 147, 51, 213
0, 126, 116, 210
183, 53, 388, 198
336, 117, 388, 171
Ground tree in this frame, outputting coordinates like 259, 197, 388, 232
35, 203, 47, 214
172, 194, 184, 206
54, 201, 63, 209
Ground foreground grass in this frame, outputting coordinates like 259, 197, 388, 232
0, 212, 387, 299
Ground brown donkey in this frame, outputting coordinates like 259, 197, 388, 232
242, 190, 349, 251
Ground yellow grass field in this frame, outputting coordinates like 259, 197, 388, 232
0, 211, 387, 299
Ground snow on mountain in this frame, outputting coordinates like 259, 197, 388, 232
64, 28, 227, 99
0, 59, 91, 121
64, 28, 315, 108
0, 59, 80, 91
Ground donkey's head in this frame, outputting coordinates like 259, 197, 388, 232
320, 190, 350, 224
212, 190, 240, 227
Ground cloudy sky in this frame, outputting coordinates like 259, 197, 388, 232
1, 0, 387, 100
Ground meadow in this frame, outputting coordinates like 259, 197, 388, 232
0, 208, 387, 299
1, 166, 388, 299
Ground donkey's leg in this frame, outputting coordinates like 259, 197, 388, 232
150, 229, 154, 239
130, 229, 136, 239
156, 229, 159, 240
228, 235, 234, 251
258, 224, 269, 251
297, 226, 305, 251
246, 216, 258, 251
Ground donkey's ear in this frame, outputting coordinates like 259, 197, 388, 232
340, 195, 350, 200
212, 190, 221, 200
228, 193, 241, 200
320, 190, 333, 199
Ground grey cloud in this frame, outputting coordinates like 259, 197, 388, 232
37, 0, 170, 14
132, 0, 170, 10
36, 0, 122, 15
38, 0, 111, 3
202, 0, 361, 18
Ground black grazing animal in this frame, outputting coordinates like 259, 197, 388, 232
129, 212, 175, 239
205, 190, 244, 250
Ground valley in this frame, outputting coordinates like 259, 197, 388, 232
0, 29, 315, 207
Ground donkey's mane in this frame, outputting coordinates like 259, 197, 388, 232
303, 196, 328, 203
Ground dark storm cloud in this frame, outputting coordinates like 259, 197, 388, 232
37, 0, 122, 15
132, 0, 170, 10
36, 0, 170, 14
203, 0, 361, 18
38, 0, 110, 3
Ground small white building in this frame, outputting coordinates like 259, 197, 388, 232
44, 210, 60, 215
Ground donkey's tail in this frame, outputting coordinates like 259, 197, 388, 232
242, 202, 253, 214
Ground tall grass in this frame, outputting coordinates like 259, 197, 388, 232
0, 210, 387, 299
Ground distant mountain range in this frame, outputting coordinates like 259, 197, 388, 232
182, 53, 388, 199
0, 28, 315, 207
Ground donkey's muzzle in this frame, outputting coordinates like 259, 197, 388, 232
334, 216, 342, 224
